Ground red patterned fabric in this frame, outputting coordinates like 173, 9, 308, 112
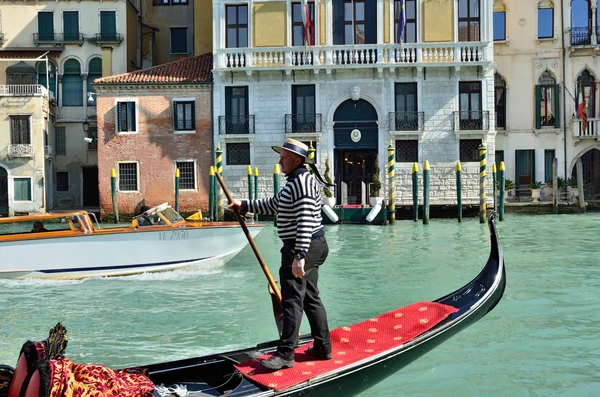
48, 357, 154, 397
235, 301, 458, 392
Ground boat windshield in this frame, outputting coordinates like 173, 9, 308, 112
160, 207, 184, 224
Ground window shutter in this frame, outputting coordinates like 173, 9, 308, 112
23, 118, 30, 144
332, 0, 344, 45
554, 84, 561, 128
127, 102, 136, 131
190, 103, 195, 130
535, 85, 541, 129
63, 11, 78, 40
365, 0, 377, 44
173, 102, 179, 129
118, 102, 125, 132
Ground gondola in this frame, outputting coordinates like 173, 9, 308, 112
1, 213, 505, 397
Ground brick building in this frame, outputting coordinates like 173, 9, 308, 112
93, 53, 213, 217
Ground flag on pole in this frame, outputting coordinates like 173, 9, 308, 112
302, 0, 312, 48
397, 0, 406, 44
577, 82, 588, 133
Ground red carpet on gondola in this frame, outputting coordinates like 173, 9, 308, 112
234, 301, 458, 392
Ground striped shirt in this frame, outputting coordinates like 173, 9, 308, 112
243, 167, 324, 255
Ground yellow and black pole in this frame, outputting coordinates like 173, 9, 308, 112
110, 168, 119, 224
215, 143, 224, 221
247, 165, 253, 201
308, 141, 315, 175
387, 140, 396, 224
273, 164, 280, 226
209, 166, 215, 221
175, 168, 180, 213
412, 162, 419, 221
478, 140, 487, 224
492, 163, 497, 212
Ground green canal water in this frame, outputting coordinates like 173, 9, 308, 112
1, 214, 599, 396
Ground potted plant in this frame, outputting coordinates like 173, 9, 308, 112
322, 157, 336, 207
369, 155, 382, 206
500, 179, 515, 202
527, 181, 542, 201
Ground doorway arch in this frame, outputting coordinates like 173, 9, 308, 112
571, 148, 600, 198
333, 99, 379, 205
0, 166, 8, 217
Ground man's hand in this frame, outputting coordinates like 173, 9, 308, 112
228, 199, 242, 211
292, 258, 305, 278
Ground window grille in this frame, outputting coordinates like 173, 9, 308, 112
459, 139, 482, 162
118, 162, 138, 191
176, 161, 195, 190
226, 143, 250, 165
395, 140, 418, 163
55, 127, 66, 155
11, 116, 30, 144
56, 172, 69, 192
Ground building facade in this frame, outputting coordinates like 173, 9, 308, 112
94, 54, 213, 216
212, 0, 496, 206
495, 0, 600, 199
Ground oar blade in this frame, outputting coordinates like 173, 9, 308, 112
269, 283, 284, 336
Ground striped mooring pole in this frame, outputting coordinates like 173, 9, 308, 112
423, 160, 430, 225
247, 165, 253, 201
492, 163, 497, 213
175, 168, 180, 213
110, 168, 119, 224
273, 164, 280, 226
209, 166, 215, 221
499, 161, 505, 222
412, 162, 419, 221
456, 161, 462, 223
215, 143, 224, 221
387, 140, 396, 224
479, 141, 487, 224
308, 142, 315, 176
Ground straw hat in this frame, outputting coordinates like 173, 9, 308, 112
272, 138, 313, 164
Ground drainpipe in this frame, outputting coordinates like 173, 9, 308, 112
560, 0, 568, 178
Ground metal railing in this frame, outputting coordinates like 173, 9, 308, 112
453, 111, 490, 131
388, 111, 424, 131
0, 84, 48, 97
8, 144, 34, 158
33, 33, 85, 45
571, 27, 592, 46
94, 33, 123, 44
285, 114, 322, 133
216, 41, 489, 71
218, 115, 255, 134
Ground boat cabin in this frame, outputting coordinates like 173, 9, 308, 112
0, 211, 96, 237
132, 203, 186, 228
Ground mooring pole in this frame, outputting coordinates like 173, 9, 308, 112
308, 142, 315, 176
387, 140, 396, 224
215, 143, 224, 221
111, 168, 119, 224
175, 168, 180, 213
254, 167, 259, 221
478, 141, 487, 224
412, 162, 419, 221
423, 160, 430, 225
247, 165, 253, 201
456, 161, 462, 223
499, 161, 505, 222
209, 166, 215, 221
492, 163, 497, 213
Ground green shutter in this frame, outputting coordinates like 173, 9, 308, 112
100, 11, 116, 41
63, 11, 79, 40
38, 12, 54, 41
554, 84, 561, 128
535, 85, 541, 129
531, 150, 536, 182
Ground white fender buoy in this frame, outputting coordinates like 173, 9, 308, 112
366, 198, 384, 223
322, 204, 339, 223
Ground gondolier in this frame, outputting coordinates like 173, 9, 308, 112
229, 138, 333, 370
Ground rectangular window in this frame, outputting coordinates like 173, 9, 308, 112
172, 0, 188, 3
38, 12, 54, 41
117, 101, 137, 133
174, 101, 195, 131
100, 11, 117, 41
394, 83, 418, 130
344, 0, 366, 44
13, 178, 32, 201
535, 84, 560, 128
226, 5, 248, 48
225, 87, 249, 134
292, 85, 316, 133
118, 162, 138, 191
493, 11, 505, 41
544, 149, 555, 183
515, 150, 535, 187
87, 127, 97, 151
538, 7, 553, 39
395, 0, 417, 43
55, 126, 66, 155
63, 11, 79, 41
154, 0, 169, 4
292, 2, 315, 46
395, 140, 418, 163
11, 116, 30, 144
226, 142, 250, 165
176, 161, 196, 190
56, 172, 69, 192
459, 81, 483, 130
459, 139, 481, 162
170, 27, 188, 54
458, 0, 480, 42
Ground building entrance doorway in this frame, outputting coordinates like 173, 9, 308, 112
334, 150, 378, 204
0, 167, 7, 216
82, 166, 99, 207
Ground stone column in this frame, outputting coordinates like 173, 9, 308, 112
57, 75, 63, 108
82, 74, 88, 119
535, 148, 545, 185
592, 6, 598, 46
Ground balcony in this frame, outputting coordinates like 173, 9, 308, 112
214, 42, 490, 74
285, 114, 322, 133
93, 33, 123, 45
573, 118, 600, 143
388, 111, 424, 133
218, 115, 255, 134
33, 33, 84, 45
0, 84, 49, 97
570, 27, 592, 46
8, 144, 34, 158
453, 111, 490, 132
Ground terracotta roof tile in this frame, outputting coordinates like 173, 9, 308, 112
94, 53, 212, 84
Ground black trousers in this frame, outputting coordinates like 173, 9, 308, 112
277, 236, 331, 360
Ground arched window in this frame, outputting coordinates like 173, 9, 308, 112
538, 0, 554, 39
571, 0, 592, 45
62, 59, 82, 107
87, 58, 102, 107
37, 61, 57, 100
535, 71, 559, 128
494, 74, 506, 129
577, 69, 596, 119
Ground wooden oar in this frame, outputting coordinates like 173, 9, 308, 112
214, 172, 284, 334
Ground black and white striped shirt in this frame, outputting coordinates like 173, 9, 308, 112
243, 167, 324, 255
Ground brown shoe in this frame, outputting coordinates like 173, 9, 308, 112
261, 354, 295, 370
305, 346, 332, 360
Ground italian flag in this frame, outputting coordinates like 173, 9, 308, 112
577, 83, 588, 133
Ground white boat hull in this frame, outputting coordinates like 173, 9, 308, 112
0, 225, 262, 279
